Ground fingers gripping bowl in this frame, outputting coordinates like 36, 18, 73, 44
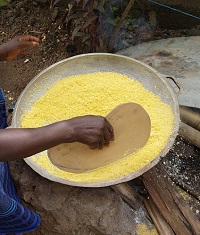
12, 53, 179, 187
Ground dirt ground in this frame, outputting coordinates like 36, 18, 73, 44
0, 0, 194, 116
0, 1, 70, 124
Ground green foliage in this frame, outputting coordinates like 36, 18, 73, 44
0, 0, 7, 7
64, 0, 107, 52
51, 0, 136, 52
110, 5, 134, 31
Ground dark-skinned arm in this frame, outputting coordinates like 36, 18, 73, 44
0, 115, 114, 162
0, 35, 39, 61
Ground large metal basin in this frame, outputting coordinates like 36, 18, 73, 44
12, 53, 179, 187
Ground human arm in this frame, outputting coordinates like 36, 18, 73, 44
0, 35, 39, 61
0, 115, 114, 162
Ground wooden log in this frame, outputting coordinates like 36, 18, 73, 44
180, 106, 200, 131
112, 183, 176, 235
143, 163, 200, 235
144, 196, 175, 235
111, 183, 143, 210
179, 121, 200, 148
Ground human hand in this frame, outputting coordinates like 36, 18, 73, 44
0, 115, 114, 161
67, 115, 114, 149
0, 35, 39, 61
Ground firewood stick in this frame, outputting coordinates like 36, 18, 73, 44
180, 106, 200, 131
111, 183, 143, 210
143, 164, 200, 235
111, 183, 175, 235
144, 196, 175, 235
179, 121, 200, 148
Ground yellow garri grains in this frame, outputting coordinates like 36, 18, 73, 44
136, 224, 158, 235
21, 72, 174, 183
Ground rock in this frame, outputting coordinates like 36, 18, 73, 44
9, 160, 152, 235
186, 28, 200, 36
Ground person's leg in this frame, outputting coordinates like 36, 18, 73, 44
0, 162, 40, 234
0, 88, 40, 234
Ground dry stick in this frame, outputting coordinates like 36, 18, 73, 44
111, 183, 143, 210
180, 106, 200, 131
179, 121, 200, 148
108, 0, 135, 52
111, 183, 175, 235
179, 105, 200, 148
143, 164, 200, 235
144, 196, 175, 235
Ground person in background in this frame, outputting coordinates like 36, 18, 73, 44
0, 35, 114, 234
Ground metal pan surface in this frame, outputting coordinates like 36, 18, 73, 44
12, 53, 179, 187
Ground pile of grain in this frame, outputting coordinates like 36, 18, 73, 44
21, 72, 174, 183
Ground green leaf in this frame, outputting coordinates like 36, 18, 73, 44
72, 25, 83, 40
74, 31, 85, 37
65, 11, 84, 23
110, 6, 118, 13
82, 34, 91, 42
85, 40, 91, 47
83, 15, 97, 28
0, 0, 7, 7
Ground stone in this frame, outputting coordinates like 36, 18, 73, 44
9, 160, 152, 235
186, 28, 200, 36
